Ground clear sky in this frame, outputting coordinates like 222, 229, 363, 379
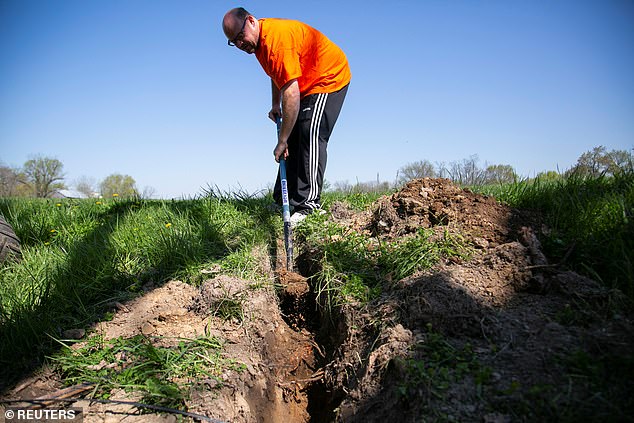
1, 0, 633, 198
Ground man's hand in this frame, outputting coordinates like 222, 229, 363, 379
274, 140, 288, 162
268, 106, 282, 123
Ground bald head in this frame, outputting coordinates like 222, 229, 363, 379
222, 7, 259, 54
222, 7, 250, 38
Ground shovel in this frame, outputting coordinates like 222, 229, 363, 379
276, 117, 294, 271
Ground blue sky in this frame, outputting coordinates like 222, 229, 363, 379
1, 0, 633, 198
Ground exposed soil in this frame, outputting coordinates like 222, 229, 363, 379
2, 178, 633, 422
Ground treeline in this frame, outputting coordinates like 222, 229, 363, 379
0, 155, 153, 199
3, 146, 631, 198
330, 145, 633, 194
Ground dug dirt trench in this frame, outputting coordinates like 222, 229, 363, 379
273, 247, 339, 423
186, 235, 342, 423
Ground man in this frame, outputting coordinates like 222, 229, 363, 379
222, 7, 351, 224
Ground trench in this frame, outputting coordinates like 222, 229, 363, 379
275, 241, 344, 423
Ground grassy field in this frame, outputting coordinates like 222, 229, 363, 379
1, 172, 632, 399
0, 191, 279, 390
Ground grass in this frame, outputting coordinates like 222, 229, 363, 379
49, 334, 244, 408
0, 192, 278, 388
486, 346, 634, 422
397, 325, 491, 413
295, 212, 471, 311
322, 190, 391, 211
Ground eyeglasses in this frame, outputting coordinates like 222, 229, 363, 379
227, 16, 249, 47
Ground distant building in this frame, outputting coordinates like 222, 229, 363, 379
51, 189, 89, 199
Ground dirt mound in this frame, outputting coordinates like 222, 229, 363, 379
319, 179, 633, 422
334, 178, 535, 249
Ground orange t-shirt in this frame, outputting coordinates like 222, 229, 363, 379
255, 18, 351, 97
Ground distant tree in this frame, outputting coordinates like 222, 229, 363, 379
535, 170, 563, 183
74, 176, 97, 198
568, 146, 633, 177
100, 174, 138, 198
397, 160, 437, 185
607, 149, 634, 174
329, 179, 390, 194
0, 164, 23, 197
442, 155, 486, 185
23, 156, 66, 198
331, 180, 353, 193
140, 186, 156, 199
483, 164, 516, 185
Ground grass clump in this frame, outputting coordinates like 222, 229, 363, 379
555, 348, 634, 421
379, 228, 470, 282
50, 334, 243, 408
396, 325, 491, 415
296, 216, 381, 309
296, 214, 470, 310
322, 189, 393, 211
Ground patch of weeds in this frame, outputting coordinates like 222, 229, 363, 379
491, 373, 584, 422
299, 222, 470, 311
220, 246, 268, 281
494, 349, 634, 421
322, 191, 392, 211
50, 334, 242, 408
512, 383, 561, 421
397, 325, 490, 407
339, 274, 373, 303
298, 218, 382, 308
557, 349, 634, 421
379, 228, 470, 281
555, 291, 630, 328
310, 261, 344, 314
553, 301, 599, 327
211, 294, 245, 322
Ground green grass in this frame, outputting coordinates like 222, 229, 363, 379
0, 193, 278, 388
295, 213, 471, 311
322, 189, 393, 210
557, 348, 634, 421
396, 324, 492, 421
471, 171, 634, 298
50, 334, 244, 408
486, 346, 634, 422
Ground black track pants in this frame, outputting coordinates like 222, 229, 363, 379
274, 84, 348, 213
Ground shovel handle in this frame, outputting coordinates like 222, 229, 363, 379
276, 117, 293, 271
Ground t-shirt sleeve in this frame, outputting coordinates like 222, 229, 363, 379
266, 47, 302, 89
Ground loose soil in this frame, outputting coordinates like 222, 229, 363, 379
2, 178, 633, 422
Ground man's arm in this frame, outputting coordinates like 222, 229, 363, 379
270, 79, 300, 162
269, 79, 282, 121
